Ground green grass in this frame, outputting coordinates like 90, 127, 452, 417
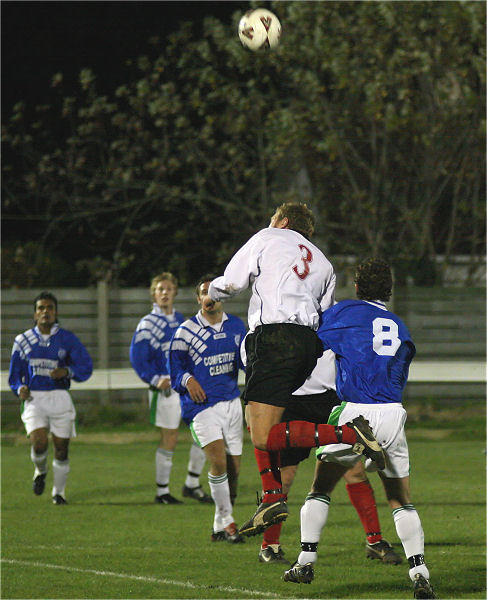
2, 427, 485, 599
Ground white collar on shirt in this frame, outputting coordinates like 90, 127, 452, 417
196, 310, 228, 332
34, 323, 59, 342
152, 304, 176, 319
365, 300, 387, 310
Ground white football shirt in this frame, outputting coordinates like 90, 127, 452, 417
209, 227, 336, 332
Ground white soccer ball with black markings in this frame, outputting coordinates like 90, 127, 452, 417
238, 8, 281, 51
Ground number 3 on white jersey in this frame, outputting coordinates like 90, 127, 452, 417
372, 317, 401, 356
292, 244, 313, 280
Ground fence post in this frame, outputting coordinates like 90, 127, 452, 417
97, 280, 110, 405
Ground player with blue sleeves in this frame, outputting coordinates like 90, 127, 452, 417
319, 300, 415, 406
8, 291, 93, 504
284, 258, 436, 599
130, 272, 210, 505
169, 274, 247, 544
170, 314, 246, 426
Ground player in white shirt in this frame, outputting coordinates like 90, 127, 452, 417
209, 203, 385, 537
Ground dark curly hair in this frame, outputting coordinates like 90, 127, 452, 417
354, 258, 392, 302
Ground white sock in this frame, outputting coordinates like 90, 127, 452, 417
298, 493, 331, 565
393, 505, 430, 581
213, 515, 224, 534
156, 448, 173, 495
52, 459, 69, 497
185, 443, 206, 488
208, 472, 234, 529
31, 447, 48, 476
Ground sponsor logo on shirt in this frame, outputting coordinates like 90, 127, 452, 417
30, 358, 58, 377
204, 352, 236, 376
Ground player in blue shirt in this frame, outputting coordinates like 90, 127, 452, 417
284, 258, 436, 599
9, 291, 93, 504
169, 274, 247, 543
130, 272, 210, 505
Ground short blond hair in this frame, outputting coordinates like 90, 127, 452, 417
274, 202, 315, 239
150, 272, 178, 301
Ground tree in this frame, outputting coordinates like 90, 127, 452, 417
2, 1, 485, 286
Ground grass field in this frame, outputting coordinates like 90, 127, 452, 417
2, 424, 485, 600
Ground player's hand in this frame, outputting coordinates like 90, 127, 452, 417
50, 367, 69, 379
186, 377, 207, 404
156, 377, 171, 391
18, 385, 31, 401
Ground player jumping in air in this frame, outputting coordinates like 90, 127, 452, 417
209, 202, 385, 537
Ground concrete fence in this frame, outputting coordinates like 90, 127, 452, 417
1, 284, 485, 408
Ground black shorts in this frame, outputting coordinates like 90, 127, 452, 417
279, 389, 340, 468
242, 323, 323, 408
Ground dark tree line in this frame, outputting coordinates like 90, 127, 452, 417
2, 0, 485, 287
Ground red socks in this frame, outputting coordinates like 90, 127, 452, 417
346, 480, 382, 544
266, 420, 357, 451
262, 522, 283, 548
253, 447, 285, 504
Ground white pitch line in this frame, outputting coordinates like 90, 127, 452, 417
1, 558, 287, 599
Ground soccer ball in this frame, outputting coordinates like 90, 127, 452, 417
238, 8, 281, 51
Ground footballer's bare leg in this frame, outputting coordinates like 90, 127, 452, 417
245, 402, 284, 450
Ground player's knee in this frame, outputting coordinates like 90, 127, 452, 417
54, 448, 69, 461
32, 442, 48, 455
251, 435, 268, 451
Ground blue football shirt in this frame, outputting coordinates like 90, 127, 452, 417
317, 299, 415, 404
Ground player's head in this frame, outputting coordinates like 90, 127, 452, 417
150, 272, 178, 310
195, 274, 222, 317
270, 202, 315, 239
195, 273, 217, 298
33, 291, 58, 326
354, 258, 392, 302
150, 272, 177, 298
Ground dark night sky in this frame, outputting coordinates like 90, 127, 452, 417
2, 1, 250, 117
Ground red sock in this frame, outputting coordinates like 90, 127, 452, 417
253, 447, 285, 504
266, 420, 357, 451
346, 481, 382, 544
262, 521, 283, 548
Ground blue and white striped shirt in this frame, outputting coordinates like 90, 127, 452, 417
130, 304, 184, 387
169, 311, 246, 424
9, 324, 93, 394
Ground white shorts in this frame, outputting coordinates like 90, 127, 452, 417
21, 389, 76, 439
190, 397, 243, 456
148, 388, 182, 429
318, 402, 410, 478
